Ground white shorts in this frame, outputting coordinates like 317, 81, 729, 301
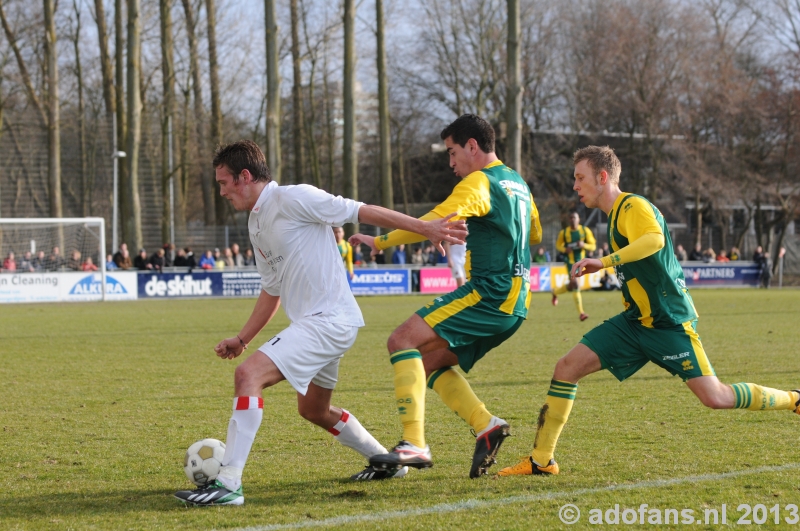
257, 317, 359, 395
451, 260, 466, 280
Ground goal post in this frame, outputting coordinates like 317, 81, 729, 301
0, 217, 107, 300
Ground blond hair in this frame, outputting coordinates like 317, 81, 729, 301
573, 145, 621, 184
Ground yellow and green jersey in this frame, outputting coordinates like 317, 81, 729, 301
556, 224, 596, 266
376, 160, 542, 318
608, 193, 697, 328
337, 239, 354, 276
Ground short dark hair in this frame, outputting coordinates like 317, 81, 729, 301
440, 114, 495, 153
212, 140, 271, 183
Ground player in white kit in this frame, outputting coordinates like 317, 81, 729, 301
175, 141, 466, 506
446, 242, 467, 287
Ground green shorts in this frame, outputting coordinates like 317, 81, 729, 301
416, 283, 525, 373
580, 313, 715, 382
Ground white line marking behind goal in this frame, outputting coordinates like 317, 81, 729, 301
223, 463, 800, 531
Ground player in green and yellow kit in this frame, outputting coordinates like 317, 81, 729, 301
333, 226, 354, 279
499, 145, 800, 477
552, 211, 596, 321
349, 114, 543, 478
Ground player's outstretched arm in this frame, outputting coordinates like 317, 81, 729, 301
354, 205, 467, 255
215, 290, 281, 360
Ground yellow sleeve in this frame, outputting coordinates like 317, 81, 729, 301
375, 172, 491, 251
582, 226, 596, 252
374, 211, 442, 250
345, 242, 354, 275
600, 197, 664, 267
555, 229, 566, 253
529, 195, 542, 245
429, 171, 492, 219
617, 196, 663, 242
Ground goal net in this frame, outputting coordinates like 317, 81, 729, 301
0, 217, 108, 299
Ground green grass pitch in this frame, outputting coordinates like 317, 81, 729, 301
1, 289, 799, 530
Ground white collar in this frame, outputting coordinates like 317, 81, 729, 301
252, 181, 278, 213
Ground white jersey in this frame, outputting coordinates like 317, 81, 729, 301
248, 181, 365, 327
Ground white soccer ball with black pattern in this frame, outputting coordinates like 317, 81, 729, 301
184, 438, 226, 486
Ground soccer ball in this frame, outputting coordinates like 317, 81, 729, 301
183, 438, 226, 486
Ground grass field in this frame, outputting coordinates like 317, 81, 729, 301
1, 289, 799, 530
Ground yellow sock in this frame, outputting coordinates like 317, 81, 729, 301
390, 349, 426, 448
572, 290, 584, 314
731, 383, 798, 410
553, 284, 569, 296
531, 380, 576, 466
428, 367, 492, 433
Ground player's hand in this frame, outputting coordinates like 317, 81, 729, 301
571, 258, 603, 279
424, 213, 468, 256
215, 337, 245, 360
349, 233, 377, 254
577, 241, 585, 249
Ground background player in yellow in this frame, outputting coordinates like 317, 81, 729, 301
350, 114, 542, 478
499, 145, 800, 477
333, 226, 354, 280
551, 210, 595, 321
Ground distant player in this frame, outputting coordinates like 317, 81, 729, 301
446, 242, 467, 287
333, 226, 354, 280
551, 210, 595, 321
350, 114, 543, 478
174, 140, 467, 505
499, 145, 800, 477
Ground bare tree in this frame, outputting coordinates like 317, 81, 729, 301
290, 0, 305, 184
300, 0, 324, 189
113, 0, 129, 237
265, 0, 282, 183
44, 0, 63, 218
376, 0, 392, 214
92, 0, 116, 119
161, 0, 180, 242
181, 0, 213, 224
343, 0, 357, 234
506, 0, 521, 171
70, 0, 89, 216
124, 0, 143, 249
206, 0, 226, 223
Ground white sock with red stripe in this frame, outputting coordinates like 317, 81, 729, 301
217, 396, 263, 491
329, 409, 387, 459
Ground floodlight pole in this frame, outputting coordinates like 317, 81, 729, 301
112, 113, 127, 254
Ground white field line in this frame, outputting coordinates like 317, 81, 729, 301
223, 463, 800, 531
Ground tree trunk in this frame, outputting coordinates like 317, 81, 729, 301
300, 1, 321, 189
72, 0, 89, 216
323, 31, 335, 192
343, 0, 358, 235
180, 87, 191, 223
115, 0, 128, 236
161, 0, 177, 243
206, 0, 226, 224
694, 188, 702, 248
44, 0, 62, 219
124, 0, 143, 250
505, 0, 522, 172
376, 0, 392, 215
289, 0, 305, 185
265, 0, 282, 183
180, 0, 213, 225
93, 0, 116, 118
